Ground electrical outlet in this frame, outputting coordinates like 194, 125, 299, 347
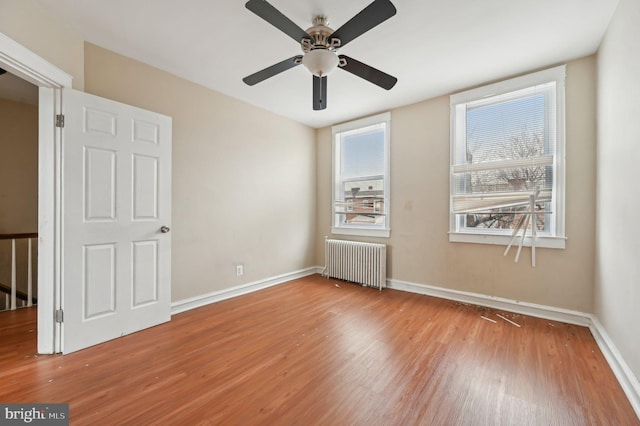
236, 264, 243, 276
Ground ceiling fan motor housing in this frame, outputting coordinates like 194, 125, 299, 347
302, 15, 341, 53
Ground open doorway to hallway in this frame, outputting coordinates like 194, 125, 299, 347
0, 67, 39, 316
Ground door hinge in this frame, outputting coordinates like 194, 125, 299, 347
55, 114, 65, 128
55, 309, 64, 323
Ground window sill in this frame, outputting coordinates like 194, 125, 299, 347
332, 226, 390, 238
449, 232, 566, 249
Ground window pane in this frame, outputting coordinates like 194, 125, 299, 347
464, 208, 547, 231
453, 166, 553, 194
343, 177, 384, 225
342, 128, 385, 179
466, 94, 547, 165
458, 90, 553, 231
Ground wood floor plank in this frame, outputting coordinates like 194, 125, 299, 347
0, 274, 637, 425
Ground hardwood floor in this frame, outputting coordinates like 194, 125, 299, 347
0, 274, 637, 425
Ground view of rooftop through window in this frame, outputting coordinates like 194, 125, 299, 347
341, 127, 385, 225
333, 112, 390, 237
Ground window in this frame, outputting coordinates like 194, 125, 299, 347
332, 112, 391, 238
450, 66, 566, 248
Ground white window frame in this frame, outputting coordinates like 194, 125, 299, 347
332, 112, 391, 238
449, 66, 566, 249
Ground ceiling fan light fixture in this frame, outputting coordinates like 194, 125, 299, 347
301, 49, 339, 77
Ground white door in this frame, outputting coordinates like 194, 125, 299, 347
62, 88, 172, 353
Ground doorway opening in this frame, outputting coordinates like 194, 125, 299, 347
0, 68, 39, 313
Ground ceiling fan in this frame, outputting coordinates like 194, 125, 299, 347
242, 0, 398, 111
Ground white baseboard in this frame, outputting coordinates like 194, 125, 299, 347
387, 278, 591, 326
387, 277, 640, 420
588, 316, 640, 419
170, 266, 320, 315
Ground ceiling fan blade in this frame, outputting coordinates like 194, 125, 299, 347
245, 0, 312, 44
338, 55, 397, 90
243, 56, 303, 86
331, 0, 396, 47
313, 75, 327, 110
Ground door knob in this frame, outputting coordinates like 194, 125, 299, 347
160, 226, 170, 233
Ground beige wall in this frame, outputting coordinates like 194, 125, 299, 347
84, 43, 317, 302
596, 0, 640, 379
317, 56, 597, 313
0, 0, 84, 90
0, 98, 38, 298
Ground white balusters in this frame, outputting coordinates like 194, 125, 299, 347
11, 238, 17, 310
1, 234, 37, 311
27, 238, 33, 307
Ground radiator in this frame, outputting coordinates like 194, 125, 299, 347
322, 238, 387, 290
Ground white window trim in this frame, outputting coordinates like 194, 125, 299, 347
332, 112, 391, 238
449, 65, 566, 249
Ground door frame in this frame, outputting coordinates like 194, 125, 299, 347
0, 32, 73, 353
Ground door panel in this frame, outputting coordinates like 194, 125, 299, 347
83, 244, 116, 318
84, 147, 117, 221
132, 154, 159, 220
62, 88, 171, 353
132, 240, 159, 306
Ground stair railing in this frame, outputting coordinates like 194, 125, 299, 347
0, 233, 37, 311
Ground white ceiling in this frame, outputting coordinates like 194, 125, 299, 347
33, 0, 618, 128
